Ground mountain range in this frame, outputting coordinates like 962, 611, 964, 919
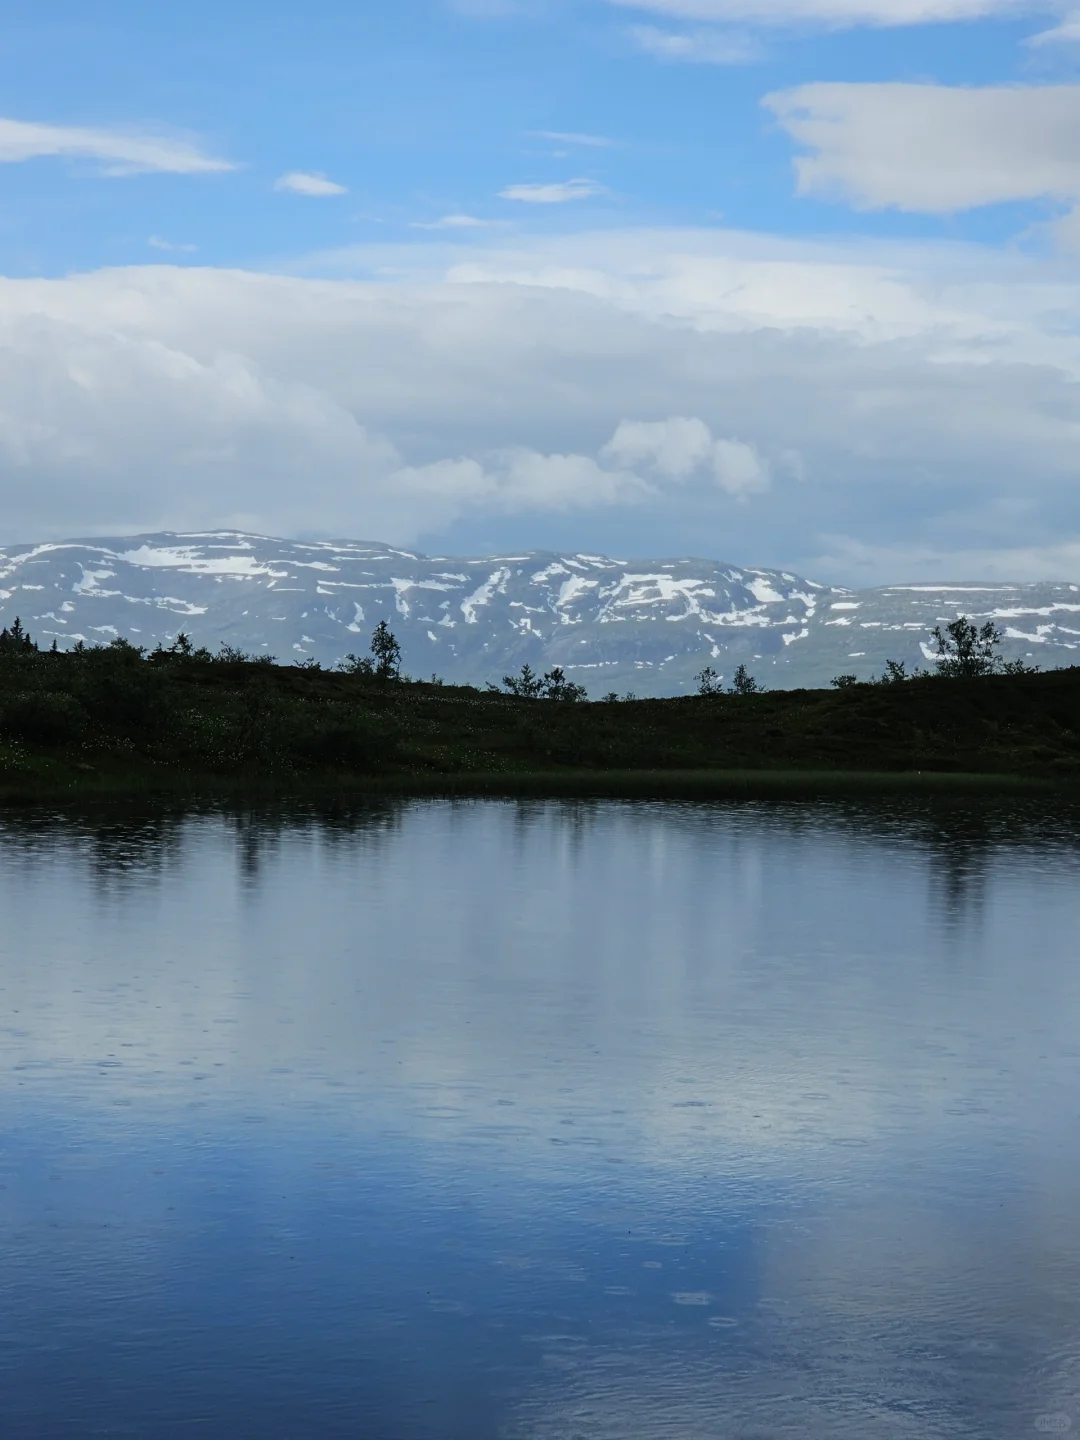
1, 532, 1078, 696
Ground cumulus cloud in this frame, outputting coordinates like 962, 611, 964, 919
0, 116, 235, 175
1, 229, 1080, 580
0, 264, 738, 538
500, 178, 605, 203
629, 24, 764, 61
607, 0, 1038, 26
603, 417, 770, 495
766, 82, 1080, 213
273, 171, 348, 197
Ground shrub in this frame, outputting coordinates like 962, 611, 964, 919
0, 690, 88, 745
498, 663, 587, 701
290, 710, 397, 770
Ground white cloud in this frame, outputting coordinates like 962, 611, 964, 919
409, 214, 499, 230
530, 131, 615, 148
607, 0, 1039, 26
500, 178, 605, 203
711, 438, 772, 496
1027, 10, 1080, 42
0, 116, 235, 175
603, 417, 770, 495
273, 171, 348, 197
629, 24, 764, 60
766, 82, 1080, 213
2, 228, 1080, 579
604, 416, 716, 476
148, 236, 198, 253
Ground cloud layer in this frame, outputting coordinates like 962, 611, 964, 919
767, 82, 1080, 213
1, 229, 1080, 579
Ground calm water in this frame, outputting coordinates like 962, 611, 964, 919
2, 797, 1080, 1438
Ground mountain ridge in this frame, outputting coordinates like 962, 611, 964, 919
1, 531, 1078, 696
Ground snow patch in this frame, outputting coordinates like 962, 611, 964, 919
1004, 625, 1053, 643
73, 567, 118, 595
118, 545, 288, 578
461, 569, 511, 624
990, 605, 1080, 619
747, 577, 784, 605
557, 577, 599, 609
532, 562, 571, 583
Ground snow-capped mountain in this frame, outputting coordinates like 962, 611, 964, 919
1, 532, 1078, 695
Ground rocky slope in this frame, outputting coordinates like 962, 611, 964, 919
1, 533, 1078, 695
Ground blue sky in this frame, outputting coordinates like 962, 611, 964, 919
4, 0, 1080, 579
0, 0, 1072, 271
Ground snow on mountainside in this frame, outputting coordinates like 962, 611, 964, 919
1, 532, 1079, 695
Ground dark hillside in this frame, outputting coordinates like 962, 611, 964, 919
1, 627, 1079, 794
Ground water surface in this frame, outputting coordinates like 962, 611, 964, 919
2, 797, 1080, 1438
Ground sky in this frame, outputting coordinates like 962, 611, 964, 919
4, 0, 1080, 580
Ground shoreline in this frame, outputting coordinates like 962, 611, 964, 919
1, 764, 1074, 806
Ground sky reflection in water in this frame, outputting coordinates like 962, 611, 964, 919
1, 797, 1080, 1438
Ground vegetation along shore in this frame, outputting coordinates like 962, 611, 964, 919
0, 614, 1078, 799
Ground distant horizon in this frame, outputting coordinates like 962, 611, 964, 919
3, 528, 1080, 593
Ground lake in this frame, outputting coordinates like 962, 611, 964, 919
2, 796, 1080, 1438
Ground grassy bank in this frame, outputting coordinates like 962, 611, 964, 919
1, 767, 1068, 805
2, 635, 1080, 799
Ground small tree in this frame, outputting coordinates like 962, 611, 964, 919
370, 621, 402, 682
499, 662, 586, 701
878, 659, 913, 684
696, 666, 722, 696
729, 664, 763, 695
831, 673, 859, 689
542, 667, 587, 702
501, 662, 545, 698
930, 617, 1004, 678
0, 617, 36, 655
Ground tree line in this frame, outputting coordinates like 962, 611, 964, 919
828, 616, 1036, 691
0, 610, 1042, 703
